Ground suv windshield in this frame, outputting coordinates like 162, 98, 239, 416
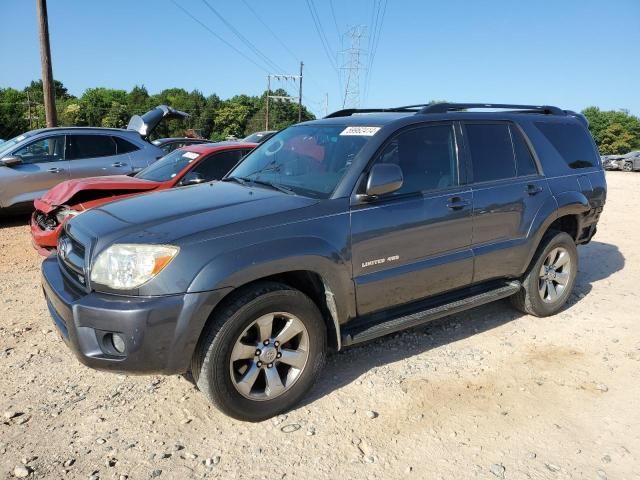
0, 132, 35, 157
229, 125, 374, 198
135, 149, 201, 182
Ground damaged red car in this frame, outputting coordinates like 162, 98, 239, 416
31, 142, 256, 255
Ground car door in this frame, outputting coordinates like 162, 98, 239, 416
66, 133, 133, 180
462, 122, 549, 282
0, 135, 68, 208
350, 123, 474, 316
182, 149, 247, 184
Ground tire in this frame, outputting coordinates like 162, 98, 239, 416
511, 231, 578, 317
623, 161, 633, 172
191, 282, 326, 422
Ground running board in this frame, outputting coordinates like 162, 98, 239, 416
342, 281, 521, 347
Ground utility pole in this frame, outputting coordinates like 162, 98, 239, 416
325, 93, 329, 117
26, 91, 33, 130
265, 75, 271, 130
37, 0, 57, 127
264, 69, 303, 130
298, 61, 303, 122
341, 26, 367, 109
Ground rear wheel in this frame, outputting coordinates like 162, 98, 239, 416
191, 282, 326, 421
511, 231, 578, 317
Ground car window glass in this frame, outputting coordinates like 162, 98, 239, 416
511, 127, 538, 176
67, 135, 116, 160
374, 124, 458, 195
190, 150, 244, 182
534, 121, 597, 169
14, 136, 65, 164
135, 149, 199, 182
113, 136, 139, 154
466, 123, 515, 182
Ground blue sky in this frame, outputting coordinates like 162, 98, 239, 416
1, 0, 638, 117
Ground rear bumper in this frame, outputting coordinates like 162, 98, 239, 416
41, 255, 231, 375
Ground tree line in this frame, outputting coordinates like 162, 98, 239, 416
0, 80, 315, 141
1, 81, 639, 155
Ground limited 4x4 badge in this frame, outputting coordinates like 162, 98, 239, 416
361, 254, 399, 268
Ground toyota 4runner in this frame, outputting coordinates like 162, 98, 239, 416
41, 103, 606, 421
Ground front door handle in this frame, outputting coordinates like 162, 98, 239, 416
111, 162, 127, 167
47, 167, 63, 173
446, 196, 470, 209
526, 184, 543, 195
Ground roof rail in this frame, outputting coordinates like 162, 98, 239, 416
324, 104, 430, 118
418, 103, 566, 115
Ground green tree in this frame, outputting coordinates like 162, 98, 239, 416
582, 106, 640, 153
101, 102, 130, 128
599, 123, 637, 155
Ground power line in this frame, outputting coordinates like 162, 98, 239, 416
171, 0, 270, 73
364, 0, 388, 103
305, 0, 339, 74
329, 0, 341, 40
238, 0, 299, 63
199, 0, 286, 74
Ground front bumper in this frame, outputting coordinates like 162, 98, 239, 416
41, 255, 231, 375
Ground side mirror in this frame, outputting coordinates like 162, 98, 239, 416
0, 155, 22, 167
365, 163, 403, 197
181, 171, 205, 186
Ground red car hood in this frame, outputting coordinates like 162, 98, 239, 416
35, 175, 160, 213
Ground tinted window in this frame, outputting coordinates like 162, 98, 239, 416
191, 150, 244, 181
136, 149, 199, 182
114, 136, 139, 154
511, 126, 538, 176
67, 135, 116, 160
374, 124, 458, 195
466, 123, 515, 182
534, 121, 598, 169
14, 136, 65, 164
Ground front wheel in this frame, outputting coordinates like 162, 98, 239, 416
623, 161, 633, 172
191, 282, 326, 422
511, 231, 578, 317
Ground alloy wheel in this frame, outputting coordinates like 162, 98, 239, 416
538, 247, 571, 303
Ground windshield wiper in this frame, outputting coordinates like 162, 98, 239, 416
222, 176, 248, 185
249, 179, 295, 195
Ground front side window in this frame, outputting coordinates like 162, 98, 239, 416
66, 135, 117, 160
14, 136, 65, 164
534, 121, 598, 169
190, 150, 244, 182
229, 125, 373, 198
135, 149, 200, 182
372, 124, 458, 195
466, 123, 515, 182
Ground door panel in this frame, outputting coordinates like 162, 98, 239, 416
350, 122, 473, 316
351, 190, 474, 315
0, 135, 69, 208
66, 134, 133, 179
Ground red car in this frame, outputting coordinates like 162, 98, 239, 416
31, 142, 256, 255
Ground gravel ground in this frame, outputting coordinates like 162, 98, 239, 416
1, 172, 639, 480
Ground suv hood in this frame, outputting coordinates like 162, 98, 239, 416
70, 181, 318, 247
127, 105, 189, 138
35, 175, 159, 213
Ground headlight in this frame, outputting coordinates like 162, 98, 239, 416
55, 208, 80, 224
90, 244, 179, 290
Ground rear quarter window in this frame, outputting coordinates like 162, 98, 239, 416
534, 121, 598, 169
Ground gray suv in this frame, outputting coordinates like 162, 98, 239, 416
41, 103, 606, 421
0, 105, 187, 213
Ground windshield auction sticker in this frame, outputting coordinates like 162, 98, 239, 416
182, 151, 200, 160
340, 126, 381, 136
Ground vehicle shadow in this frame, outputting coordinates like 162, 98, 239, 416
0, 213, 31, 228
302, 240, 624, 406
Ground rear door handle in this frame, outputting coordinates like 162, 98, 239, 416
446, 196, 471, 209
47, 167, 63, 173
526, 184, 543, 195
111, 162, 127, 167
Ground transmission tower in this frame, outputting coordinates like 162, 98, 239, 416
341, 26, 367, 109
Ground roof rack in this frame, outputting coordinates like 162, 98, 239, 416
324, 102, 567, 119
417, 103, 565, 115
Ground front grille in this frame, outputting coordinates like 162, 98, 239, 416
58, 231, 87, 287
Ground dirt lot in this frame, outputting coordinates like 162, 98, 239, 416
1, 172, 638, 480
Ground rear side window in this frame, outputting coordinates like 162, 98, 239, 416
113, 137, 139, 154
191, 150, 244, 181
511, 127, 538, 176
534, 121, 597, 169
465, 123, 515, 182
67, 135, 116, 160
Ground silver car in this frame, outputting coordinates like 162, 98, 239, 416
0, 105, 187, 213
